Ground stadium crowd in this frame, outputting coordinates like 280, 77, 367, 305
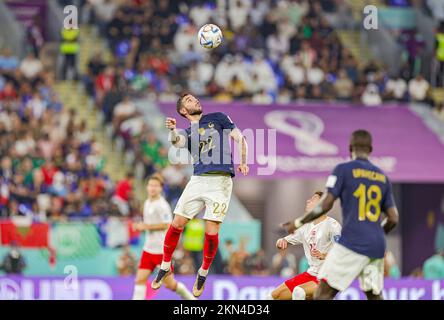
80, 0, 436, 108
0, 49, 122, 220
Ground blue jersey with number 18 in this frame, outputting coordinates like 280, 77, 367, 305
326, 158, 396, 259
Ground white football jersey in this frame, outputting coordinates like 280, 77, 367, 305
143, 196, 172, 254
285, 216, 341, 276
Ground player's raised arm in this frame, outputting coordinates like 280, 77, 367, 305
293, 192, 335, 228
166, 117, 187, 148
230, 128, 249, 176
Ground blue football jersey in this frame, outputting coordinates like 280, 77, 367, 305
185, 112, 236, 177
326, 158, 396, 258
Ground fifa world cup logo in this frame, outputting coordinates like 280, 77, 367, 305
264, 110, 338, 156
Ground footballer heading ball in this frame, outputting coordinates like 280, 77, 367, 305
198, 24, 223, 49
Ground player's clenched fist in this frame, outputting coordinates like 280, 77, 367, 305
165, 117, 177, 130
276, 238, 288, 250
237, 164, 249, 176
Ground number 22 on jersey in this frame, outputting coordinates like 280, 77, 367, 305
353, 183, 382, 222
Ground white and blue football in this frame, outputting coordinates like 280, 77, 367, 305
198, 24, 223, 49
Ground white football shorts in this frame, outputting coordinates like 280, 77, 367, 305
318, 243, 384, 295
174, 175, 233, 222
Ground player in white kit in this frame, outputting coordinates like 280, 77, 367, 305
132, 174, 195, 300
270, 191, 341, 300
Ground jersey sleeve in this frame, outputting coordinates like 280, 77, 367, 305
329, 219, 342, 243
217, 112, 236, 131
184, 127, 191, 150
382, 177, 396, 211
284, 228, 303, 245
325, 164, 345, 199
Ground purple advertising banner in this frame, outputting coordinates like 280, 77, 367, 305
158, 102, 444, 182
5, 0, 47, 37
1, 276, 444, 300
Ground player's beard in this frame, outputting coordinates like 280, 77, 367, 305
189, 108, 203, 116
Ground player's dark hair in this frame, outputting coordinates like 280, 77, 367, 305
147, 173, 164, 187
350, 129, 373, 154
176, 93, 190, 118
314, 191, 324, 197
126, 172, 135, 179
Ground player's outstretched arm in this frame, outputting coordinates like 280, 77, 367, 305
230, 128, 249, 176
166, 117, 186, 148
381, 207, 399, 234
293, 192, 335, 229
133, 222, 170, 232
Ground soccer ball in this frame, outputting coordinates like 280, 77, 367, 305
198, 24, 223, 49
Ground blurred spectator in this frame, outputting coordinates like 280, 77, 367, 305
409, 267, 424, 278
85, 52, 106, 96
173, 244, 196, 275
1, 242, 26, 275
27, 16, 44, 58
116, 245, 136, 276
423, 250, 444, 279
162, 164, 187, 204
19, 52, 43, 81
334, 69, 354, 101
112, 95, 138, 131
362, 83, 382, 106
384, 75, 407, 102
112, 172, 135, 216
433, 103, 444, 122
60, 18, 80, 80
226, 75, 247, 99
408, 74, 430, 103
271, 249, 297, 277
252, 89, 273, 104
435, 21, 444, 86
384, 250, 401, 279
0, 48, 19, 72
245, 249, 269, 275
222, 239, 235, 271
399, 29, 425, 77
228, 238, 250, 275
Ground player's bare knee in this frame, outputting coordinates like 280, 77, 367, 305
271, 289, 281, 300
205, 220, 221, 235
172, 215, 187, 229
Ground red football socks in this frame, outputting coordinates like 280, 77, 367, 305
201, 233, 219, 270
163, 225, 183, 263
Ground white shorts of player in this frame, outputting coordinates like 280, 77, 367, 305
318, 243, 384, 295
174, 175, 233, 222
